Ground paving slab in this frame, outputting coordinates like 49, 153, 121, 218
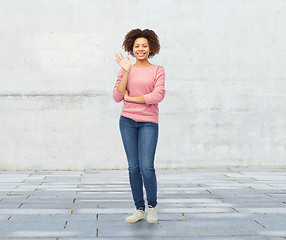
0, 239, 56, 240
0, 169, 285, 239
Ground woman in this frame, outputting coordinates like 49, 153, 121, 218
113, 29, 165, 224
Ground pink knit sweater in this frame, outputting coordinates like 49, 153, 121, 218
113, 65, 165, 124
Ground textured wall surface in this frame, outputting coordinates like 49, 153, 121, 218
0, 0, 285, 170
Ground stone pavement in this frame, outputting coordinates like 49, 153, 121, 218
0, 169, 285, 240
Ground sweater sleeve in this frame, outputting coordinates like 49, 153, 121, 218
113, 68, 125, 103
144, 66, 165, 105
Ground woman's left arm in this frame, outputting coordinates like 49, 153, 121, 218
143, 66, 165, 105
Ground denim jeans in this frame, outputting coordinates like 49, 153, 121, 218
119, 116, 158, 210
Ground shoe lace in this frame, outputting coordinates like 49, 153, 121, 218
134, 209, 144, 216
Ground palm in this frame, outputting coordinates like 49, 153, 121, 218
119, 58, 131, 71
115, 52, 131, 72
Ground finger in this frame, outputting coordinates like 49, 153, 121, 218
120, 52, 125, 59
115, 53, 121, 60
127, 56, 130, 61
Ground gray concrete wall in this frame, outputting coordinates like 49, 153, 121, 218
0, 0, 285, 170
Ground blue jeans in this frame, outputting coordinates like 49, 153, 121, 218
119, 116, 158, 210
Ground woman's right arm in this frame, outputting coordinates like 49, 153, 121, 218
115, 52, 131, 94
113, 52, 131, 102
116, 70, 130, 94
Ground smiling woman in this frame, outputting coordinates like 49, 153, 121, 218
113, 29, 165, 224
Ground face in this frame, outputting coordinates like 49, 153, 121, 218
132, 37, 151, 60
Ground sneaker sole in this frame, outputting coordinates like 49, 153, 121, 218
125, 216, 146, 223
147, 219, 158, 224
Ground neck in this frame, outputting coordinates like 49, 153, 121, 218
134, 59, 152, 67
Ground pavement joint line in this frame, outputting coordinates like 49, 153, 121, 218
265, 183, 273, 187
206, 190, 212, 194
217, 198, 224, 203
253, 220, 266, 228
71, 207, 74, 214
232, 179, 241, 184
15, 185, 19, 189
96, 228, 99, 237
248, 186, 255, 190
18, 203, 23, 209
6, 214, 12, 222
7, 193, 26, 196
0, 199, 3, 203
26, 194, 30, 199
96, 214, 98, 221
251, 177, 258, 181
224, 174, 230, 178
155, 220, 161, 227
73, 198, 76, 203
283, 202, 286, 204
181, 212, 188, 220
34, 188, 38, 191
231, 206, 240, 213
64, 220, 69, 229
264, 193, 272, 197
194, 227, 200, 237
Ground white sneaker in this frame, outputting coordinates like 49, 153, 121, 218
147, 206, 158, 224
125, 209, 146, 223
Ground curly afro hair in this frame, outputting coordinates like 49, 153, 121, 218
122, 29, 160, 58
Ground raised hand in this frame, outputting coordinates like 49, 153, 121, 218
115, 52, 131, 72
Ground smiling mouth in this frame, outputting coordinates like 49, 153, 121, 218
137, 52, 146, 57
